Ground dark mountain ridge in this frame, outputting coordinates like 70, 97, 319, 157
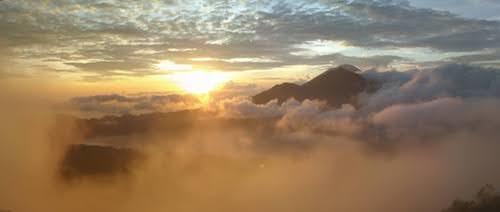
252, 64, 378, 107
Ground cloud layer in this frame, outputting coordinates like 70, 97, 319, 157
1, 0, 500, 80
66, 93, 201, 117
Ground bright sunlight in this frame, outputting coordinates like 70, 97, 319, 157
169, 71, 230, 94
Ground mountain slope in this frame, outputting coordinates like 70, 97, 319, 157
252, 64, 372, 107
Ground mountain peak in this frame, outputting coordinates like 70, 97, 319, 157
337, 64, 361, 72
252, 65, 370, 107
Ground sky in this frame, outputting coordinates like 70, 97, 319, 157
1, 0, 500, 98
3, 1, 500, 211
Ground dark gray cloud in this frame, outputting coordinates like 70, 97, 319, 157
449, 50, 500, 68
407, 0, 500, 20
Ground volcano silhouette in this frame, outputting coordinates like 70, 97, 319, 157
252, 64, 376, 107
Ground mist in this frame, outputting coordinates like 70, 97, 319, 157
1, 64, 500, 212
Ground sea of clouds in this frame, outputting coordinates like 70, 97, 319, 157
1, 64, 500, 212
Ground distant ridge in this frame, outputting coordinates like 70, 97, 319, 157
252, 64, 375, 107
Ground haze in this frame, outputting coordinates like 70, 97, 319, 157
1, 1, 500, 212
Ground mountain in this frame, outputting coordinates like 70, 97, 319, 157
252, 64, 376, 107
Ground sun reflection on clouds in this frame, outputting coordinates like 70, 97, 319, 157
168, 71, 231, 94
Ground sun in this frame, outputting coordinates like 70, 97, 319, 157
170, 71, 230, 94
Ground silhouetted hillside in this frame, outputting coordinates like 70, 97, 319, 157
252, 64, 377, 107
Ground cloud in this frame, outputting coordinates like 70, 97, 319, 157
4, 63, 500, 212
1, 0, 500, 79
277, 100, 361, 135
449, 50, 500, 68
219, 63, 500, 145
58, 63, 498, 143
213, 98, 300, 118
63, 64, 500, 141
407, 0, 500, 20
359, 63, 500, 111
67, 93, 202, 117
372, 97, 500, 141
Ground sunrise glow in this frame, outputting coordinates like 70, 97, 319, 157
2, 1, 500, 211
169, 71, 230, 94
156, 60, 193, 71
